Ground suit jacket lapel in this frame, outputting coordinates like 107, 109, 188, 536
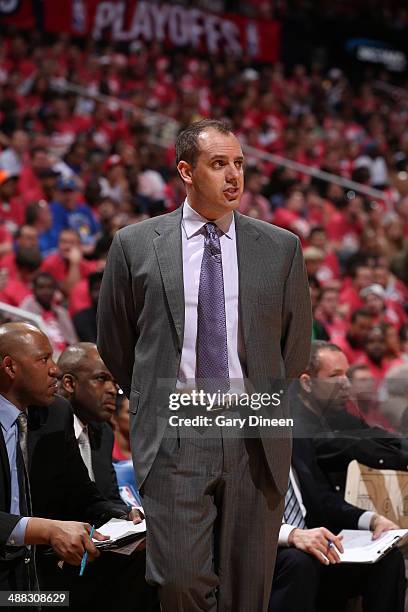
234, 211, 261, 352
0, 427, 11, 512
153, 207, 185, 348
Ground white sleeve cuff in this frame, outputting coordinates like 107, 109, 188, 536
358, 511, 375, 530
279, 524, 297, 547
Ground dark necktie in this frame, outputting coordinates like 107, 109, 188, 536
17, 412, 40, 593
196, 222, 230, 394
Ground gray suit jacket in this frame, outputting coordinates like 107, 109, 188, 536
97, 207, 312, 495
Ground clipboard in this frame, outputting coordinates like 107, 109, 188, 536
337, 529, 408, 564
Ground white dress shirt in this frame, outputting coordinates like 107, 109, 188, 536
73, 414, 95, 481
177, 201, 246, 393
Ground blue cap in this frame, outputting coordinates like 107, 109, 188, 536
57, 177, 77, 191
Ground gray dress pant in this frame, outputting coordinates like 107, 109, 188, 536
141, 424, 284, 612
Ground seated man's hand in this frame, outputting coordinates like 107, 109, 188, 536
47, 521, 109, 566
288, 527, 344, 565
127, 507, 145, 524
370, 514, 399, 540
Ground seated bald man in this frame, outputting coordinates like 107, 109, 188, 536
56, 343, 158, 612
0, 322, 110, 594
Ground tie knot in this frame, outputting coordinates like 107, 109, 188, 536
17, 412, 28, 432
204, 222, 218, 237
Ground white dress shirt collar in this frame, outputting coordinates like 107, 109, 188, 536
182, 200, 235, 240
73, 413, 87, 440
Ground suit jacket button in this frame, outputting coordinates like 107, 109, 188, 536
379, 459, 384, 464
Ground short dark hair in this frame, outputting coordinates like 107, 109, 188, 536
15, 247, 42, 271
350, 308, 372, 324
175, 119, 232, 167
33, 272, 57, 289
305, 340, 343, 377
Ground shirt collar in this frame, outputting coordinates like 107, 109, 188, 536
73, 414, 87, 440
0, 393, 21, 432
182, 200, 235, 240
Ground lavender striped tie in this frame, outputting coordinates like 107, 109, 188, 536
196, 222, 230, 394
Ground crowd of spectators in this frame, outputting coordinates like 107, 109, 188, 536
0, 27, 407, 434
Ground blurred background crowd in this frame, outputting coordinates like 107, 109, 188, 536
0, 0, 408, 438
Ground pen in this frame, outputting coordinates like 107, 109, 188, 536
79, 524, 95, 576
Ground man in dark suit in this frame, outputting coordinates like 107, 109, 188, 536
98, 119, 312, 611
292, 340, 408, 494
0, 322, 110, 594
55, 343, 158, 612
57, 343, 130, 506
270, 437, 405, 612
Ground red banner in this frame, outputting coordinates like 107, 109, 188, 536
0, 0, 35, 28
2, 0, 280, 63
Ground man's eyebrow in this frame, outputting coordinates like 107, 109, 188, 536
208, 154, 244, 161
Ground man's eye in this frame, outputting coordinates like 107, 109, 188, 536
213, 161, 223, 168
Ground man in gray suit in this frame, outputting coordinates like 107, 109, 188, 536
97, 119, 312, 611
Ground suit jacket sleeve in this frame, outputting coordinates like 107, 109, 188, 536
294, 439, 363, 533
0, 513, 22, 547
281, 236, 312, 380
97, 231, 138, 398
314, 412, 408, 474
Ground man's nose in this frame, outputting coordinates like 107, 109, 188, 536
340, 375, 351, 389
49, 361, 59, 376
105, 380, 117, 395
225, 163, 240, 181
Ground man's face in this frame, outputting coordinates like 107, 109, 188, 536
12, 131, 28, 154
364, 293, 384, 315
34, 277, 55, 310
8, 331, 58, 406
365, 329, 386, 364
319, 291, 338, 317
350, 315, 372, 346
32, 151, 49, 173
354, 267, 373, 290
59, 189, 78, 210
310, 231, 326, 249
309, 349, 351, 413
178, 128, 244, 219
350, 369, 376, 402
17, 227, 38, 250
70, 349, 118, 423
58, 231, 80, 258
1, 177, 18, 200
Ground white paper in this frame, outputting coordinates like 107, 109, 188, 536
337, 529, 408, 563
93, 517, 146, 544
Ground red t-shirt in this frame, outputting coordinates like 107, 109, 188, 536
0, 278, 32, 306
68, 278, 91, 317
40, 253, 98, 284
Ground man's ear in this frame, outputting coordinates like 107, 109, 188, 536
177, 160, 193, 185
61, 373, 76, 395
299, 373, 312, 394
2, 356, 16, 380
